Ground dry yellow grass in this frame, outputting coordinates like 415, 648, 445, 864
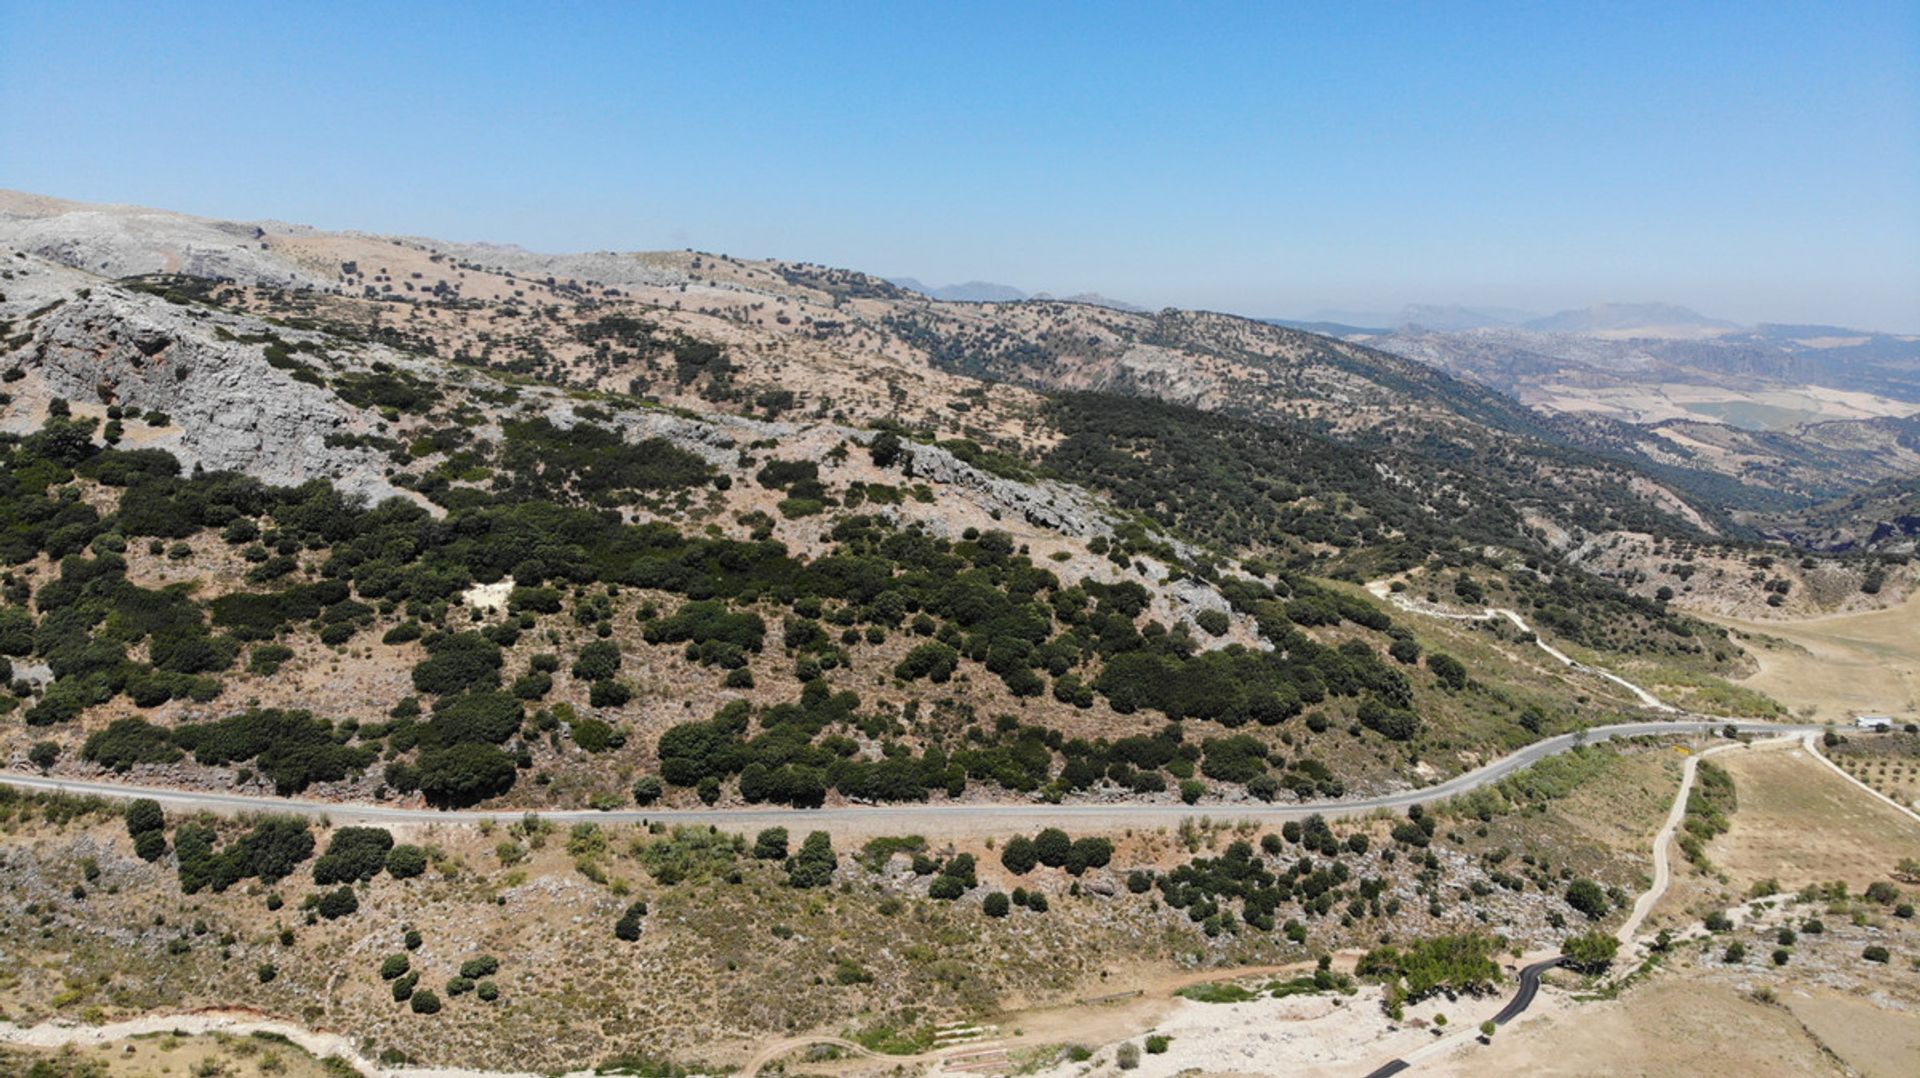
1704, 743, 1920, 895
1426, 979, 1844, 1077
1707, 590, 1920, 722
1, 1031, 343, 1077
1785, 989, 1920, 1078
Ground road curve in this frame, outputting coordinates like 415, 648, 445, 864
0, 722, 1819, 832
1490, 956, 1568, 1024
1361, 955, 1568, 1078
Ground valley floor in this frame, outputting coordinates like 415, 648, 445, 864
1705, 588, 1920, 723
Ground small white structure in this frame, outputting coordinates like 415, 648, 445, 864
461, 576, 515, 617
1855, 715, 1895, 732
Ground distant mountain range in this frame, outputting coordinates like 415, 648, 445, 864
1284, 301, 1739, 335
1522, 302, 1738, 334
887, 276, 1146, 312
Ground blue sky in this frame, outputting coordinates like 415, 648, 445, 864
3, 2, 1916, 328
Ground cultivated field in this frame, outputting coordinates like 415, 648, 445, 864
1706, 742, 1920, 896
1830, 732, 1920, 813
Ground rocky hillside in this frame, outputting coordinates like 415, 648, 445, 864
0, 192, 1813, 815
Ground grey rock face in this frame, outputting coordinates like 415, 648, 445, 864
902, 441, 1114, 538
0, 194, 334, 289
14, 279, 408, 504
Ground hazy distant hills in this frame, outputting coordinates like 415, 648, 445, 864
1520, 302, 1739, 334
887, 277, 1029, 303
887, 276, 1147, 312
6, 188, 1918, 543
1289, 301, 1736, 335
1266, 293, 1920, 430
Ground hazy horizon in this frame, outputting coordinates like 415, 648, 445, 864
2, 2, 1916, 331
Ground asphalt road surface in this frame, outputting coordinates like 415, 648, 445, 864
1362, 955, 1569, 1078
1491, 956, 1569, 1024
0, 721, 1819, 832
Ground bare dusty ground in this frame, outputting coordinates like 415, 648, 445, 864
1708, 590, 1920, 722
1784, 988, 1920, 1078
1422, 979, 1844, 1077
1, 1029, 344, 1076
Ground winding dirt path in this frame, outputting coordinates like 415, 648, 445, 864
1365, 581, 1676, 712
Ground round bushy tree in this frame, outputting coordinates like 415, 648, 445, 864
1565, 879, 1608, 920
315, 886, 359, 920
1000, 835, 1038, 875
124, 798, 165, 838
1033, 828, 1071, 868
385, 844, 428, 879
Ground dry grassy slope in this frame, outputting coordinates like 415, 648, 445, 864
1570, 530, 1918, 620
0, 191, 1737, 545
1, 216, 1711, 809
0, 465, 1656, 811
0, 739, 1682, 1073
1, 1034, 348, 1078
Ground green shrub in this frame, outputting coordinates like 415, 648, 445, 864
411, 632, 503, 695
1065, 837, 1114, 875
588, 680, 632, 708
124, 798, 165, 837
417, 743, 516, 807
615, 900, 649, 941
84, 718, 182, 771
1000, 836, 1038, 875
787, 831, 836, 888
134, 829, 169, 862
1562, 932, 1619, 973
315, 886, 359, 920
572, 640, 622, 681
459, 956, 499, 980
385, 844, 428, 879
26, 740, 58, 770
313, 827, 395, 884
424, 691, 523, 746
410, 988, 441, 1014
894, 641, 959, 682
753, 827, 789, 860
1427, 653, 1468, 690
570, 715, 620, 752
1565, 879, 1608, 920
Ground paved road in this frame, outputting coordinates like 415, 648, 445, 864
1361, 955, 1569, 1078
1490, 956, 1568, 1024
0, 721, 1820, 832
